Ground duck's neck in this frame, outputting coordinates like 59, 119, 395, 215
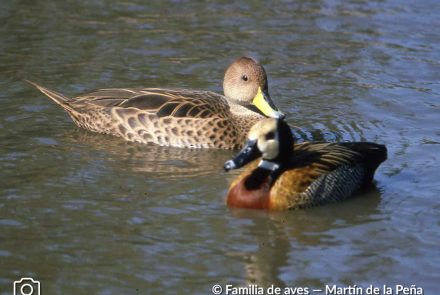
228, 102, 264, 119
244, 160, 284, 190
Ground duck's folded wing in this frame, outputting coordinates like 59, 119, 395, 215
78, 88, 231, 119
292, 142, 364, 173
275, 143, 368, 208
291, 141, 386, 189
75, 89, 145, 107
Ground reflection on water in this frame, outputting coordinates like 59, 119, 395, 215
64, 129, 233, 178
228, 189, 382, 288
1, 0, 439, 294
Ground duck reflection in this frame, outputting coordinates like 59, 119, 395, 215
227, 189, 382, 288
63, 129, 234, 178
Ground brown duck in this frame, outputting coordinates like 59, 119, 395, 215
224, 118, 387, 210
28, 57, 284, 149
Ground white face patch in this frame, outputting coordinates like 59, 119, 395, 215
258, 135, 279, 160
248, 118, 280, 160
248, 129, 259, 141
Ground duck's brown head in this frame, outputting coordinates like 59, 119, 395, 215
223, 57, 284, 119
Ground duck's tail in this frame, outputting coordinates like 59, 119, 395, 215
26, 80, 77, 113
341, 142, 387, 188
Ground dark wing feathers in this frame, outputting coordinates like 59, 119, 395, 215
293, 142, 365, 173
72, 88, 230, 119
120, 93, 170, 110
292, 142, 387, 186
76, 89, 139, 106
339, 142, 387, 164
339, 142, 387, 187
172, 103, 195, 117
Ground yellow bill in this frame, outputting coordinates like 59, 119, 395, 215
252, 87, 285, 119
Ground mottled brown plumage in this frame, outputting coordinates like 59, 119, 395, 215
28, 57, 284, 149
224, 119, 387, 210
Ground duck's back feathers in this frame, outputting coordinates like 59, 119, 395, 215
76, 88, 231, 119
291, 141, 386, 178
292, 142, 363, 171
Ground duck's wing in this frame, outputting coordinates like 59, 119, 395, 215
293, 141, 387, 179
292, 142, 364, 173
338, 142, 387, 186
76, 88, 231, 119
75, 88, 144, 107
268, 143, 362, 209
273, 142, 387, 208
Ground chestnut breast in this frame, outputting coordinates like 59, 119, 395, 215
226, 177, 272, 209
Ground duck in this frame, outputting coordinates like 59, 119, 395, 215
28, 57, 284, 150
223, 118, 387, 210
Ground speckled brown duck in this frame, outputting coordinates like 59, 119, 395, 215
28, 57, 284, 149
224, 118, 387, 210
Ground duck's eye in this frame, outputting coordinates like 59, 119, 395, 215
265, 131, 275, 140
241, 75, 248, 82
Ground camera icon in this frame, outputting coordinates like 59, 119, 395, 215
13, 278, 41, 295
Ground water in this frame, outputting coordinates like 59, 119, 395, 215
1, 0, 439, 294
